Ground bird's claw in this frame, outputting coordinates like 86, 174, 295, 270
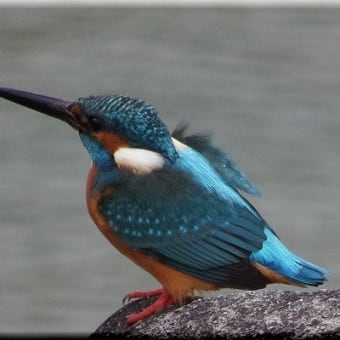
122, 293, 134, 305
122, 288, 165, 305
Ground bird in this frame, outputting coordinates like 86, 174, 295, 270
0, 87, 327, 324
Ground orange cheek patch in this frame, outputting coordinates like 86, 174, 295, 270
69, 103, 82, 115
69, 104, 87, 122
93, 131, 129, 153
69, 104, 96, 132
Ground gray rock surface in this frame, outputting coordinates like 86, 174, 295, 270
93, 289, 340, 339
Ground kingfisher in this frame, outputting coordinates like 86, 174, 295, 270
0, 87, 327, 323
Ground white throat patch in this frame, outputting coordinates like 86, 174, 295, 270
113, 147, 165, 175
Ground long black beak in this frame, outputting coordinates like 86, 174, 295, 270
0, 87, 86, 131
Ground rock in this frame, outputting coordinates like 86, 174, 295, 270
92, 289, 340, 339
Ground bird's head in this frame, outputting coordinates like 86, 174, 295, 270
0, 88, 178, 170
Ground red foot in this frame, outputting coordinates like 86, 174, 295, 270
124, 288, 174, 324
123, 288, 164, 305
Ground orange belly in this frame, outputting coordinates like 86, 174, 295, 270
86, 165, 219, 303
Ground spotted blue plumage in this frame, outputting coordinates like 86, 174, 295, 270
97, 149, 269, 287
78, 95, 178, 162
77, 95, 327, 288
0, 88, 327, 292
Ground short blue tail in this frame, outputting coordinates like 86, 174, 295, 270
250, 227, 327, 286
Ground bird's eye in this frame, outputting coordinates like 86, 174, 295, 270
88, 116, 101, 131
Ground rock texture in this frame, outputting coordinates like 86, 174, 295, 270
93, 289, 340, 339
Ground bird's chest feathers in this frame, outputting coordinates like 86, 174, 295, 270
86, 165, 135, 257
85, 146, 166, 244
85, 164, 171, 278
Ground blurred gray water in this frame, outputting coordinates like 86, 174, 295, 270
0, 7, 339, 334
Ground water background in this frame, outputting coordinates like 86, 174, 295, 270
0, 7, 339, 334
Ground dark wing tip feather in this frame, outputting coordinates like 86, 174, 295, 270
172, 121, 212, 149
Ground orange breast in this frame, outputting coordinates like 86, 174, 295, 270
86, 165, 220, 303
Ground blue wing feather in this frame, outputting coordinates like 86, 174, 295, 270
97, 146, 268, 286
172, 123, 261, 196
250, 228, 327, 286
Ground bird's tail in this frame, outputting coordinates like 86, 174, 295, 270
250, 227, 327, 287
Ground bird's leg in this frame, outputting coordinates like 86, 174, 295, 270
125, 288, 175, 324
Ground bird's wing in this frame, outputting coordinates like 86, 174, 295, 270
172, 123, 261, 196
98, 146, 267, 284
